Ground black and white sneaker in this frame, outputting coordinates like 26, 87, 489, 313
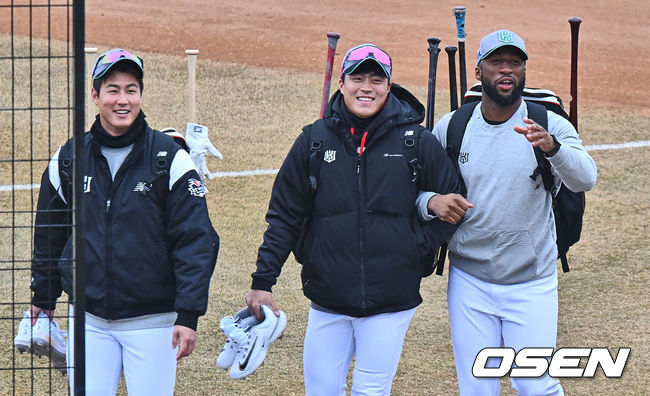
228, 305, 287, 379
216, 307, 251, 370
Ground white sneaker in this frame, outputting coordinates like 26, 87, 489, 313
216, 307, 250, 370
14, 311, 67, 374
14, 311, 34, 353
32, 312, 67, 369
229, 305, 287, 379
216, 306, 287, 371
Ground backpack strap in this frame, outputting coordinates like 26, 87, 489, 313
526, 101, 572, 273
306, 122, 327, 193
527, 101, 554, 192
434, 101, 478, 275
142, 130, 176, 209
58, 140, 75, 205
402, 126, 422, 183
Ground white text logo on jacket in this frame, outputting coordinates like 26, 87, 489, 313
83, 176, 93, 193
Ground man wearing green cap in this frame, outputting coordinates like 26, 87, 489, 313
245, 43, 465, 395
418, 30, 597, 395
29, 48, 219, 395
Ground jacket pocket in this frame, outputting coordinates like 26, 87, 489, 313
450, 227, 537, 278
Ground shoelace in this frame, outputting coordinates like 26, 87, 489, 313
221, 316, 250, 346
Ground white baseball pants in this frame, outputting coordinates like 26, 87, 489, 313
67, 311, 177, 396
447, 265, 564, 396
303, 306, 416, 396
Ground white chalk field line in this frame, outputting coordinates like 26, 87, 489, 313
2, 140, 649, 191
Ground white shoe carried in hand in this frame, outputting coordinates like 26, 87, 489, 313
14, 311, 35, 354
229, 305, 287, 379
216, 307, 251, 370
14, 311, 67, 374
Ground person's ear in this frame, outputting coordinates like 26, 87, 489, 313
91, 87, 99, 104
475, 65, 482, 81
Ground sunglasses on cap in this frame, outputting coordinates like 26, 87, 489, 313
341, 44, 392, 79
92, 48, 144, 80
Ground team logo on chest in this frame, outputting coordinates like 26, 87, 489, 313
459, 152, 470, 164
83, 175, 93, 193
323, 149, 336, 163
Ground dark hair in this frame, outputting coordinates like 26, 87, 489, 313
341, 60, 390, 83
93, 61, 144, 95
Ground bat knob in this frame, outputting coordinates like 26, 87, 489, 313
569, 16, 582, 24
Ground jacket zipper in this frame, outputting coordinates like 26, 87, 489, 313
102, 158, 114, 319
357, 153, 366, 311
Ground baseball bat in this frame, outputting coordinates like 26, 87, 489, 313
320, 32, 341, 119
426, 37, 441, 130
85, 46, 97, 131
569, 17, 582, 130
186, 49, 199, 123
453, 6, 467, 104
446, 46, 459, 111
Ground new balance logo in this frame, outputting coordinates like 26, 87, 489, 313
133, 182, 150, 193
324, 149, 336, 163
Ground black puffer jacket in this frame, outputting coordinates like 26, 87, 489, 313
252, 84, 461, 317
31, 114, 218, 330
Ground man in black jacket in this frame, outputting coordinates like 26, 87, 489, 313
245, 43, 468, 395
29, 48, 218, 395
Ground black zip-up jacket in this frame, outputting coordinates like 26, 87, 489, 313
31, 115, 218, 330
251, 84, 461, 317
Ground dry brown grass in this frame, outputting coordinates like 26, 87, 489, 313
1, 37, 648, 395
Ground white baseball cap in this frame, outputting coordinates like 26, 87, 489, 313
476, 29, 528, 65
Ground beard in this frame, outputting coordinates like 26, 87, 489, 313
481, 74, 525, 106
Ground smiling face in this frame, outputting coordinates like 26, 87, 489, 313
476, 46, 526, 107
91, 71, 142, 136
339, 61, 391, 119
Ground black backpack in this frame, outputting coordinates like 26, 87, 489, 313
437, 92, 585, 274
293, 121, 439, 277
58, 129, 179, 207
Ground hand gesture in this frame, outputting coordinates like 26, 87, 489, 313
514, 118, 556, 152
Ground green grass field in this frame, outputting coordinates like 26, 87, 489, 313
1, 37, 648, 395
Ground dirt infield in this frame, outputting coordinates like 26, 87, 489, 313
78, 0, 649, 115
1, 1, 647, 114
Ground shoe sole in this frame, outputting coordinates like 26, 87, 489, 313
32, 338, 67, 369
14, 341, 30, 354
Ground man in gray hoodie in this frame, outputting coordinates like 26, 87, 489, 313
418, 29, 597, 395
